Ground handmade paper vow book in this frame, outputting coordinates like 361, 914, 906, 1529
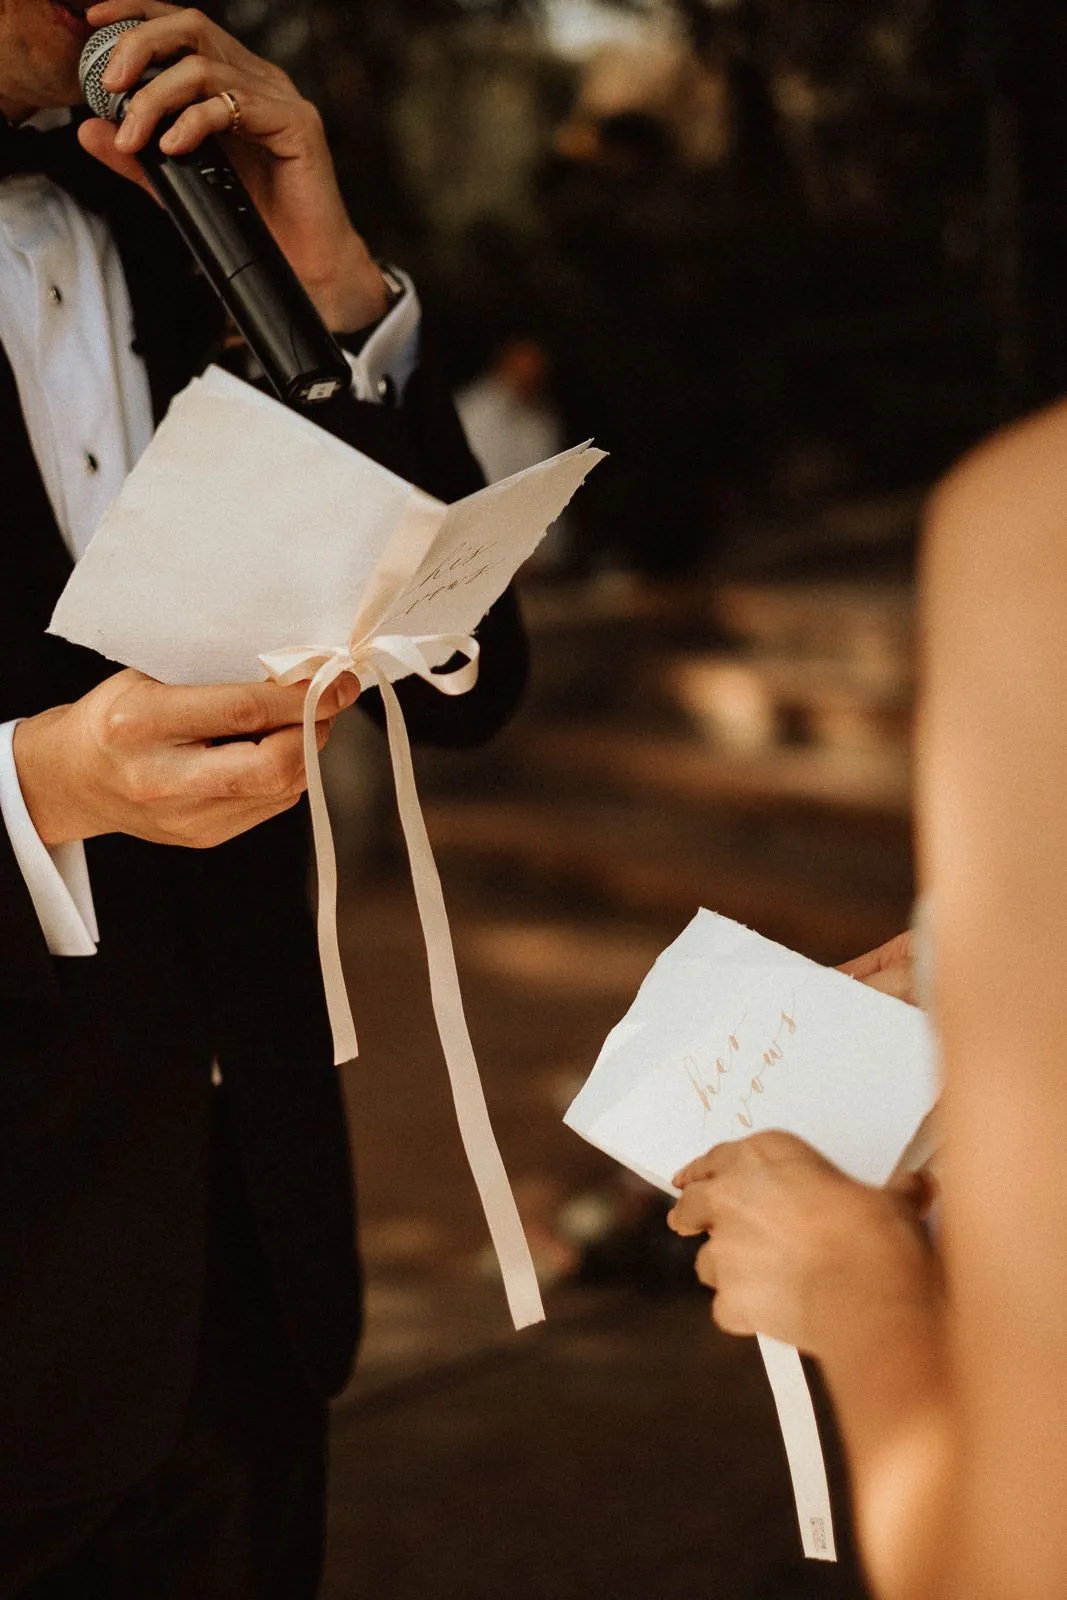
565, 909, 938, 1561
51, 365, 606, 1333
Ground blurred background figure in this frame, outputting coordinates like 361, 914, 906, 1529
189, 2, 1067, 1597
457, 336, 562, 489
456, 334, 572, 572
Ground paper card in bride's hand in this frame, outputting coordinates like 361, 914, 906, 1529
48, 367, 605, 685
564, 908, 938, 1193
564, 910, 938, 1566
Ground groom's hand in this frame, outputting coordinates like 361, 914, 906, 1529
13, 667, 360, 849
78, 0, 391, 332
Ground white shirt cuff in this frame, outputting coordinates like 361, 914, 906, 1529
345, 269, 421, 405
0, 720, 99, 957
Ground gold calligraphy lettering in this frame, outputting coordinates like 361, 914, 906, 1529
734, 993, 798, 1133
682, 1015, 748, 1122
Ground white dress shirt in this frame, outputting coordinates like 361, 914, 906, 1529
0, 112, 419, 957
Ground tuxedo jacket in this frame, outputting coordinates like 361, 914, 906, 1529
0, 169, 527, 1513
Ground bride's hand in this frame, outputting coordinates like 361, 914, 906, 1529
667, 1131, 941, 1354
838, 929, 917, 1006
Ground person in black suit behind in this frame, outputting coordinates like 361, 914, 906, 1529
0, 3, 527, 1595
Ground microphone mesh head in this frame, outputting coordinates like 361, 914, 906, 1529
79, 20, 142, 122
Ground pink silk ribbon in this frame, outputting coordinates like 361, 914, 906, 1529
259, 634, 546, 1332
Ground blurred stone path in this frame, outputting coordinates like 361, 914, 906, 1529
325, 1292, 871, 1600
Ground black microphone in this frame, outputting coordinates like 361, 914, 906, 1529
79, 20, 353, 410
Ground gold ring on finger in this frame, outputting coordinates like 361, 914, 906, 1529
218, 89, 242, 135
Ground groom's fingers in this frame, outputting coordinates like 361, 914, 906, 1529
97, 671, 359, 748
192, 717, 334, 803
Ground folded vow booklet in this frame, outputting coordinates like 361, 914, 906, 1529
51, 366, 606, 1332
565, 909, 938, 1561
51, 366, 602, 688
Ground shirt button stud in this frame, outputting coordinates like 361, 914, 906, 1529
48, 285, 64, 307
84, 451, 99, 475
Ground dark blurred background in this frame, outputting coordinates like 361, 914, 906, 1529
214, 0, 1067, 573
202, 4, 1065, 1597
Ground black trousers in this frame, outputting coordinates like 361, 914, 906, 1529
0, 1094, 335, 1600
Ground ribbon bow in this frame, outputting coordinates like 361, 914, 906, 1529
259, 632, 545, 1333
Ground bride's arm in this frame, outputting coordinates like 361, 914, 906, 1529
888, 397, 1067, 1599
670, 403, 1067, 1600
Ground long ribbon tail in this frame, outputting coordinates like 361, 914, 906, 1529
304, 656, 360, 1066
758, 1335, 837, 1562
376, 672, 545, 1330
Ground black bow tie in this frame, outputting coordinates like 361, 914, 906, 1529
0, 116, 120, 213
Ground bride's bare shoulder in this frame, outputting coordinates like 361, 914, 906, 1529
924, 399, 1067, 596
